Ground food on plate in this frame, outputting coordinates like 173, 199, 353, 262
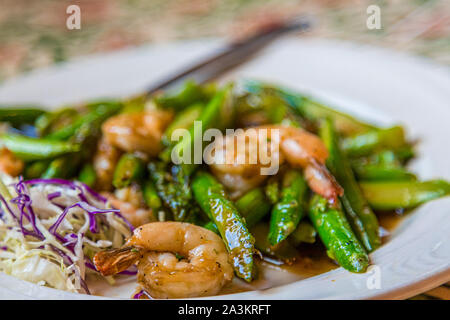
94, 221, 233, 298
0, 79, 449, 298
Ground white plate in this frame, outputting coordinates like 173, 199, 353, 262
0, 38, 449, 300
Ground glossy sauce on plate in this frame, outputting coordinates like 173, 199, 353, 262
220, 212, 404, 295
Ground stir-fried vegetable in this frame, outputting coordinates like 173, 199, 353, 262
234, 187, 271, 228
360, 180, 450, 210
113, 153, 144, 189
342, 126, 407, 157
309, 194, 369, 273
148, 161, 194, 222
0, 133, 80, 161
320, 118, 381, 252
46, 101, 122, 141
268, 170, 307, 246
0, 107, 46, 127
192, 171, 255, 282
78, 164, 97, 187
289, 221, 317, 246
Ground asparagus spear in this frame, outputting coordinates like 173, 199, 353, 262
203, 221, 219, 234
41, 120, 103, 179
0, 133, 79, 161
360, 180, 450, 210
242, 80, 377, 135
265, 176, 280, 205
192, 171, 255, 281
112, 153, 144, 189
320, 118, 381, 252
120, 94, 147, 114
41, 154, 80, 179
46, 101, 121, 140
78, 163, 97, 187
309, 194, 369, 273
351, 147, 415, 168
154, 80, 214, 111
35, 107, 77, 136
235, 90, 287, 125
24, 161, 49, 179
268, 170, 307, 246
234, 187, 271, 228
288, 221, 317, 246
352, 163, 416, 181
170, 85, 234, 175
161, 103, 203, 147
148, 162, 194, 222
0, 107, 46, 127
142, 180, 162, 212
342, 126, 406, 157
203, 187, 271, 234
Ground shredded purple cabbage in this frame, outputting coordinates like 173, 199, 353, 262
48, 201, 119, 235
133, 289, 151, 299
24, 178, 134, 231
47, 191, 61, 201
119, 264, 138, 275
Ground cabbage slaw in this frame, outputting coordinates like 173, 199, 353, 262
0, 174, 134, 293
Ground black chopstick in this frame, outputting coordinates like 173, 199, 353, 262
146, 16, 311, 95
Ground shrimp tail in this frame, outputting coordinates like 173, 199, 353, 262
305, 159, 344, 204
93, 246, 141, 276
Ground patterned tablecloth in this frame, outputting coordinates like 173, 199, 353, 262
0, 0, 448, 299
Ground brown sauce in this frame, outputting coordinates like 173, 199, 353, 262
220, 211, 404, 295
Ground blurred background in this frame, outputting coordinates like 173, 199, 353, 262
0, 0, 449, 299
0, 0, 448, 82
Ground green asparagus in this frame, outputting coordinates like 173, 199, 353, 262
161, 103, 203, 147
154, 80, 214, 111
148, 162, 194, 222
342, 126, 406, 157
360, 180, 450, 210
0, 133, 79, 161
170, 85, 234, 175
113, 153, 144, 189
309, 194, 369, 273
35, 108, 77, 136
0, 107, 45, 127
288, 221, 317, 246
320, 118, 381, 252
242, 80, 377, 135
192, 171, 255, 281
46, 101, 121, 140
265, 176, 280, 204
142, 180, 162, 211
23, 161, 49, 179
78, 163, 97, 187
352, 163, 416, 181
268, 170, 307, 245
235, 187, 271, 228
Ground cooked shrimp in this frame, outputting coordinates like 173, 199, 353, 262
93, 137, 122, 191
93, 222, 233, 299
101, 110, 173, 156
208, 125, 343, 201
0, 148, 23, 176
104, 185, 155, 227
